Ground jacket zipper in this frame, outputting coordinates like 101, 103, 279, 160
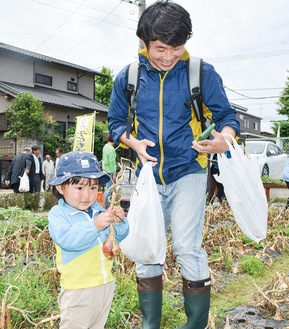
158, 72, 168, 185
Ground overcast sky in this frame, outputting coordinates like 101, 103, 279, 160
2, 0, 289, 133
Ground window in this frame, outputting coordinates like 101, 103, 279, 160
35, 73, 52, 86
67, 81, 77, 92
244, 119, 250, 129
267, 144, 278, 156
253, 121, 258, 130
56, 121, 66, 140
68, 121, 75, 130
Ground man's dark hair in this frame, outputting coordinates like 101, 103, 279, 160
56, 148, 63, 154
31, 145, 40, 152
136, 0, 192, 48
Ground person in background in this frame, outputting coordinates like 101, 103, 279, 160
108, 1, 240, 328
102, 133, 117, 209
42, 154, 55, 191
208, 153, 226, 204
48, 151, 129, 329
26, 145, 43, 193
55, 147, 63, 174
4, 147, 32, 193
282, 158, 289, 209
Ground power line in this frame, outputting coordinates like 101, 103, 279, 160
51, 0, 138, 23
33, 0, 88, 53
121, 0, 146, 49
26, 0, 125, 62
206, 49, 289, 62
29, 0, 137, 31
229, 96, 280, 100
224, 86, 282, 100
27, 0, 289, 65
236, 88, 284, 91
59, 2, 123, 60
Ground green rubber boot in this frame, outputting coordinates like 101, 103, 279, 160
137, 275, 162, 329
176, 277, 211, 329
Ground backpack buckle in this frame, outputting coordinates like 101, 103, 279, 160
191, 86, 201, 100
126, 83, 135, 106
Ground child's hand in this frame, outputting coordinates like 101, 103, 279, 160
109, 206, 125, 223
94, 211, 113, 231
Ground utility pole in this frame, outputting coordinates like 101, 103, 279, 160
121, 0, 146, 49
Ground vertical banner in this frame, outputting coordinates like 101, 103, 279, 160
73, 112, 96, 153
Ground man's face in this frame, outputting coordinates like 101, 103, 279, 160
55, 150, 61, 158
145, 40, 185, 71
33, 149, 40, 157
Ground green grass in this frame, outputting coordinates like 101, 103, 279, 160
211, 252, 289, 326
261, 176, 286, 185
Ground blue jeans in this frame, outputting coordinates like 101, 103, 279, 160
136, 173, 210, 281
104, 174, 114, 207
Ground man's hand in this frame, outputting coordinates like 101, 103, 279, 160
120, 132, 158, 166
134, 139, 158, 165
192, 129, 234, 154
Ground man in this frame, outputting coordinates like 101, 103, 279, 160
26, 145, 43, 193
42, 154, 55, 191
108, 1, 240, 328
4, 147, 32, 193
102, 133, 117, 209
54, 147, 63, 174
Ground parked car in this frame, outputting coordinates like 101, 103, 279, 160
245, 140, 288, 179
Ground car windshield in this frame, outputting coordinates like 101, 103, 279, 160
245, 143, 266, 154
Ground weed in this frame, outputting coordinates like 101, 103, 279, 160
240, 255, 265, 277
241, 234, 265, 249
224, 254, 234, 272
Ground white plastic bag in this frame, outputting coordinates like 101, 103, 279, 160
19, 172, 30, 193
120, 162, 166, 264
216, 136, 268, 243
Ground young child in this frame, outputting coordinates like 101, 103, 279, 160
48, 151, 129, 329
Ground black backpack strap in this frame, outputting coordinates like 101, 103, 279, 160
125, 61, 140, 139
186, 57, 206, 132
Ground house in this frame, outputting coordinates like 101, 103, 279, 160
0, 42, 108, 154
0, 42, 109, 187
233, 103, 263, 143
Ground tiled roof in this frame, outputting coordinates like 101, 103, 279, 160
0, 42, 100, 75
0, 81, 108, 113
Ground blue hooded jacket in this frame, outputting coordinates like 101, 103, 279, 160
108, 49, 240, 185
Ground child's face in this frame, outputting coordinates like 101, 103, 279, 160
56, 178, 99, 211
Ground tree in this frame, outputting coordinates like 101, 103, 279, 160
5, 92, 60, 153
94, 121, 109, 160
95, 67, 114, 106
274, 73, 289, 137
